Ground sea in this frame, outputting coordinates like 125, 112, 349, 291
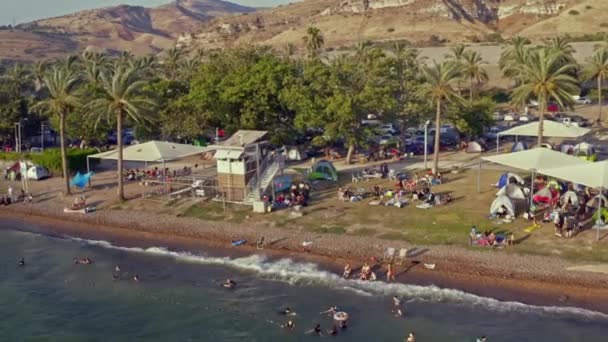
1, 219, 607, 342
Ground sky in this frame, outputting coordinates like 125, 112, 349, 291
0, 0, 292, 26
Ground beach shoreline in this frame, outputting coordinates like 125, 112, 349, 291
4, 202, 608, 314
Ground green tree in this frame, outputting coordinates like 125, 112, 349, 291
162, 47, 183, 81
510, 48, 579, 146
584, 49, 608, 123
448, 97, 495, 137
31, 66, 81, 195
302, 26, 324, 58
499, 36, 532, 81
86, 66, 156, 200
461, 50, 488, 103
416, 61, 463, 173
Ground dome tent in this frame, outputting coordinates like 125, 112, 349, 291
26, 165, 50, 180
466, 141, 484, 153
496, 184, 526, 200
490, 195, 515, 217
495, 172, 525, 188
511, 141, 528, 152
310, 159, 338, 181
560, 190, 579, 207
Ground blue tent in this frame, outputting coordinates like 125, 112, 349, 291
496, 172, 524, 188
71, 172, 93, 189
511, 141, 528, 152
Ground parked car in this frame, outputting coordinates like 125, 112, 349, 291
377, 134, 394, 145
380, 123, 399, 135
573, 96, 592, 105
492, 111, 504, 121
519, 114, 533, 122
503, 113, 519, 121
560, 116, 588, 127
483, 126, 503, 141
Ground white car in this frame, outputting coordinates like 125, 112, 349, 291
575, 97, 592, 105
492, 112, 504, 121
519, 115, 532, 122
504, 113, 519, 121
380, 124, 399, 135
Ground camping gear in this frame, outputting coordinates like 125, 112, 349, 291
26, 165, 50, 180
284, 146, 308, 161
383, 247, 396, 262
533, 187, 557, 204
490, 195, 515, 217
396, 248, 407, 265
560, 190, 579, 207
466, 141, 484, 153
496, 172, 525, 188
231, 240, 247, 247
70, 172, 93, 189
309, 159, 338, 181
272, 175, 293, 193
511, 141, 528, 152
424, 263, 436, 270
573, 142, 597, 162
496, 184, 526, 200
588, 194, 608, 208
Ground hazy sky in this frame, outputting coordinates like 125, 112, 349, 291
0, 0, 292, 26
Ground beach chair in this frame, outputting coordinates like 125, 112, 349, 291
396, 248, 407, 265
383, 247, 396, 263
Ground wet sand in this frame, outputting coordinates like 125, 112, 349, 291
4, 203, 608, 314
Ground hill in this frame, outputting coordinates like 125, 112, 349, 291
178, 0, 608, 52
0, 0, 255, 61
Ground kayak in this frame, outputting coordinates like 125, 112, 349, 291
231, 239, 247, 247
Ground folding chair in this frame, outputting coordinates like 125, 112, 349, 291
383, 247, 396, 263
396, 248, 408, 265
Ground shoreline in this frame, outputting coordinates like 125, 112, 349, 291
4, 203, 608, 314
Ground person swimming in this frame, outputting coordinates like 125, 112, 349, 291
342, 263, 352, 279
133, 275, 140, 282
477, 336, 487, 342
282, 320, 295, 329
394, 308, 404, 317
327, 325, 338, 336
18, 258, 25, 267
279, 307, 296, 316
115, 266, 121, 272
312, 324, 322, 335
339, 321, 347, 330
320, 306, 340, 315
223, 279, 237, 288
393, 296, 402, 307
406, 332, 416, 342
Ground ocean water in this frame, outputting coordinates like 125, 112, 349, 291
1, 224, 607, 342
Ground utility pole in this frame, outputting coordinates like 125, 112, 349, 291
40, 123, 46, 150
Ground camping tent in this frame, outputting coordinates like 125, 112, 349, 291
532, 187, 558, 204
466, 141, 484, 153
284, 147, 308, 161
560, 144, 575, 155
482, 148, 589, 174
87, 141, 213, 166
573, 142, 597, 161
310, 160, 338, 181
511, 141, 528, 152
26, 165, 49, 180
496, 172, 525, 188
496, 184, 526, 200
542, 161, 608, 188
560, 190, 580, 207
490, 195, 515, 217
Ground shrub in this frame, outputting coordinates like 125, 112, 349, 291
601, 23, 608, 28
387, 27, 395, 32
0, 148, 98, 176
568, 10, 580, 15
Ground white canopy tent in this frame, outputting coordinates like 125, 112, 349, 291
542, 161, 608, 240
495, 120, 590, 152
480, 148, 590, 204
86, 141, 214, 172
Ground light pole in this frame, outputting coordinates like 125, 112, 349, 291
40, 123, 47, 150
14, 121, 22, 153
424, 120, 430, 170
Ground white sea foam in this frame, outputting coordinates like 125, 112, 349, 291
70, 237, 608, 321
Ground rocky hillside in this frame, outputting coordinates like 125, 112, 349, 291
178, 0, 607, 52
0, 0, 254, 61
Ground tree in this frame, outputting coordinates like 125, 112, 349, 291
302, 26, 324, 58
86, 66, 156, 200
445, 44, 467, 61
31, 60, 47, 92
461, 50, 488, 103
584, 50, 608, 123
448, 97, 495, 137
416, 61, 462, 173
31, 66, 81, 195
162, 47, 183, 80
499, 36, 532, 81
511, 48, 579, 146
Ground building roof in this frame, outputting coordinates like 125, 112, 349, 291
219, 130, 267, 148
214, 150, 244, 160
88, 141, 213, 162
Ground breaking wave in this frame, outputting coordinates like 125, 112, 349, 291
70, 237, 608, 321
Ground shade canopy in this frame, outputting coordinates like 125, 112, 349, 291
482, 148, 589, 173
88, 141, 213, 162
543, 161, 608, 188
497, 120, 590, 138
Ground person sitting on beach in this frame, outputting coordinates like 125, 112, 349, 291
554, 211, 564, 237
72, 196, 86, 210
386, 263, 395, 282
223, 278, 237, 288
488, 232, 496, 246
343, 263, 352, 279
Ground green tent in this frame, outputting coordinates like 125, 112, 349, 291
310, 159, 338, 181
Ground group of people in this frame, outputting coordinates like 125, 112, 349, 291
470, 226, 515, 247
123, 165, 198, 183
1, 186, 33, 206
265, 182, 312, 208
343, 261, 397, 282
280, 305, 347, 337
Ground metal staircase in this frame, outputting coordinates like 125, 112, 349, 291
244, 154, 281, 204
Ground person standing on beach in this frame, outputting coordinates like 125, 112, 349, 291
386, 263, 395, 282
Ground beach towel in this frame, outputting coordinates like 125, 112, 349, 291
523, 224, 541, 233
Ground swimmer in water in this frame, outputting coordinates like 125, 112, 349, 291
280, 307, 295, 316
394, 308, 404, 317
342, 263, 352, 279
321, 306, 339, 315
115, 266, 121, 272
73, 258, 80, 264
339, 321, 347, 330
477, 336, 487, 342
18, 258, 25, 267
406, 332, 416, 342
282, 320, 295, 329
312, 324, 322, 336
393, 296, 402, 307
133, 275, 140, 282
327, 325, 338, 336
223, 279, 236, 288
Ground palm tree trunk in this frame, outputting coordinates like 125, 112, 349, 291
346, 144, 355, 165
537, 95, 545, 147
433, 98, 441, 174
598, 76, 603, 124
469, 78, 474, 104
59, 113, 71, 195
117, 112, 125, 201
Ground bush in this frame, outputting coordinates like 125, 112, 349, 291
568, 10, 579, 15
601, 23, 608, 28
387, 28, 395, 33
0, 148, 98, 176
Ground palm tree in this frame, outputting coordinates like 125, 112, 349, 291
461, 50, 488, 103
511, 48, 579, 146
499, 36, 531, 80
31, 66, 81, 195
32, 61, 47, 92
416, 61, 463, 173
584, 49, 608, 124
86, 66, 155, 200
283, 43, 297, 58
445, 44, 467, 61
302, 26, 324, 58
162, 47, 182, 80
